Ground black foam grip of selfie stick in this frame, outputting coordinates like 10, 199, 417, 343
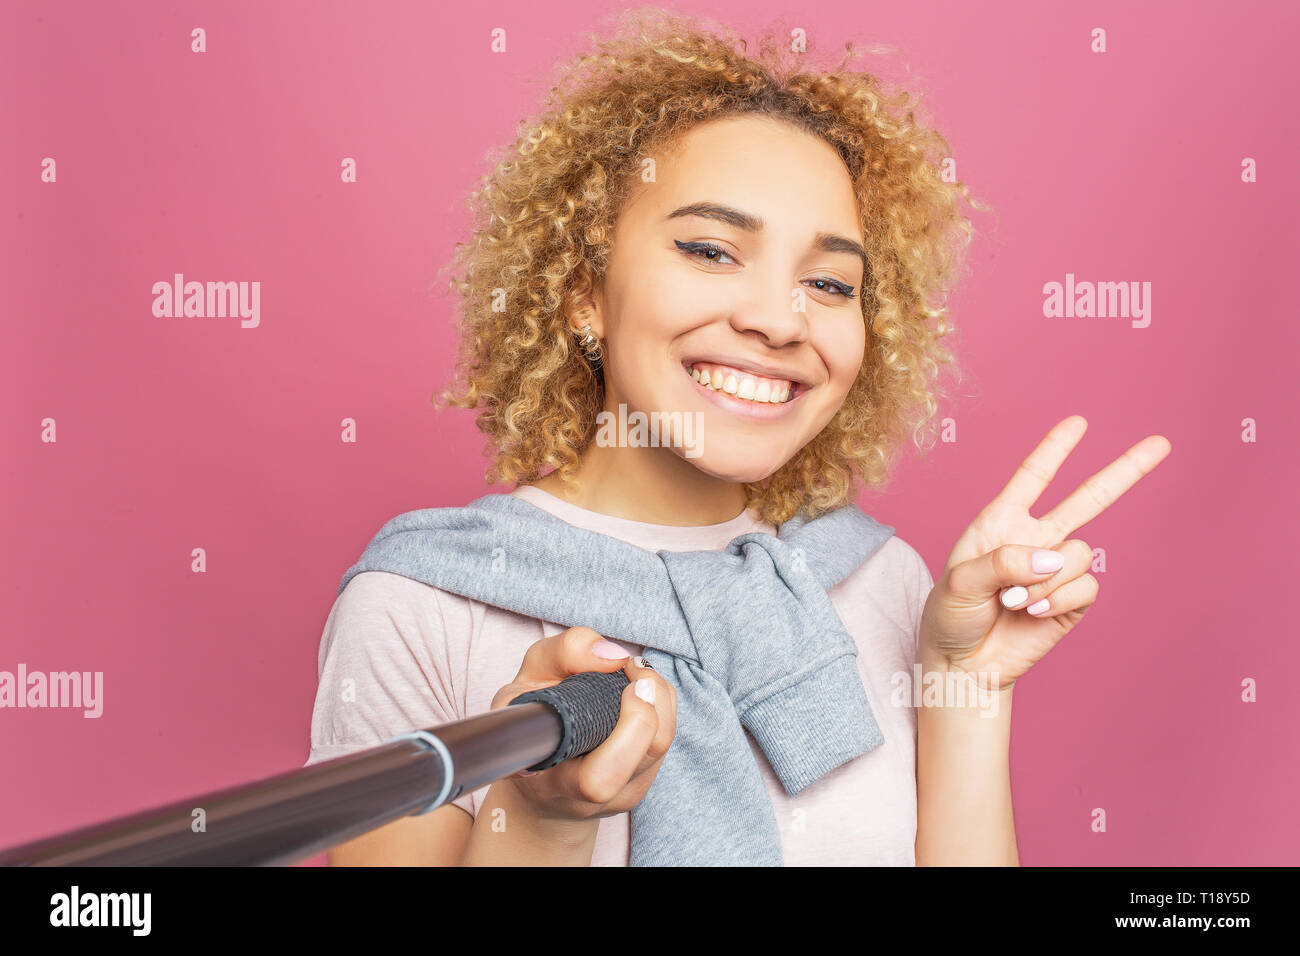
507, 669, 632, 771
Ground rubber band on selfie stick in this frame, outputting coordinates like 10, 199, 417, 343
387, 730, 454, 816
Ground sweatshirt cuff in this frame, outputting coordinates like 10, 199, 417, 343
739, 654, 885, 796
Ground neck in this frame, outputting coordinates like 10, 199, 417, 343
526, 438, 750, 528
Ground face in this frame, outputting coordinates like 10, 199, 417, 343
583, 113, 869, 484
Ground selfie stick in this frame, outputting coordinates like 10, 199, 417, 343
0, 669, 630, 867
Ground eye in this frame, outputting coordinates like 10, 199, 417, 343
806, 277, 857, 299
675, 240, 857, 300
675, 239, 737, 265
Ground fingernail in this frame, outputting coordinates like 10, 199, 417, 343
1032, 550, 1065, 573
516, 768, 538, 776
1026, 598, 1051, 616
633, 656, 654, 670
635, 678, 656, 703
1001, 586, 1029, 609
592, 640, 630, 659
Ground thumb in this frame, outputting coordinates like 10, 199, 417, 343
946, 544, 1066, 607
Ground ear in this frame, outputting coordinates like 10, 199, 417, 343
565, 264, 605, 340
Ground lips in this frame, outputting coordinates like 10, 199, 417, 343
681, 357, 810, 390
681, 362, 810, 421
681, 361, 808, 403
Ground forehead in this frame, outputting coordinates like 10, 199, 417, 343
620, 114, 863, 242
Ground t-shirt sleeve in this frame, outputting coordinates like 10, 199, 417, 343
890, 537, 934, 665
910, 547, 935, 653
302, 570, 476, 819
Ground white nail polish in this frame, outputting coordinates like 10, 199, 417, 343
1001, 586, 1029, 609
635, 678, 656, 704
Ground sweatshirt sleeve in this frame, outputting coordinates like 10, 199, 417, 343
302, 570, 475, 819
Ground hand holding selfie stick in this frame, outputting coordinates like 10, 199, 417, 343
0, 669, 630, 867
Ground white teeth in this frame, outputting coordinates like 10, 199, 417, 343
685, 363, 796, 403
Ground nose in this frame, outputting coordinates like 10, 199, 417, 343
727, 281, 812, 349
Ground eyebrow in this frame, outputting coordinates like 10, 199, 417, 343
664, 201, 869, 274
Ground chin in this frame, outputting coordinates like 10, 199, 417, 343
679, 450, 786, 485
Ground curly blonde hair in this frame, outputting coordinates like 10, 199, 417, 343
433, 6, 990, 525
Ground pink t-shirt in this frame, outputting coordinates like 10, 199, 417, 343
303, 484, 935, 865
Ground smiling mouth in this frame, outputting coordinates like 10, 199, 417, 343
680, 361, 808, 404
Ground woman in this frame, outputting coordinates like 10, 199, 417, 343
304, 7, 1170, 866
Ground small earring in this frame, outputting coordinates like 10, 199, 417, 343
575, 323, 604, 372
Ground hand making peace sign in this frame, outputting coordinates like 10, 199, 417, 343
917, 415, 1172, 691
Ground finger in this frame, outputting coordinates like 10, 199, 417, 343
985, 415, 1088, 515
522, 626, 632, 683
1016, 572, 1100, 619
625, 656, 676, 775
998, 539, 1093, 610
1038, 434, 1172, 542
569, 672, 661, 805
948, 542, 1078, 604
492, 626, 632, 709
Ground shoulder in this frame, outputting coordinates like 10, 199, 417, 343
335, 568, 456, 610
844, 533, 932, 588
830, 533, 934, 636
322, 571, 477, 654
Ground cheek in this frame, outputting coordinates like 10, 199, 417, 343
610, 278, 697, 351
820, 323, 867, 393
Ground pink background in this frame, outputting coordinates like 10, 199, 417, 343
3, 0, 1297, 866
